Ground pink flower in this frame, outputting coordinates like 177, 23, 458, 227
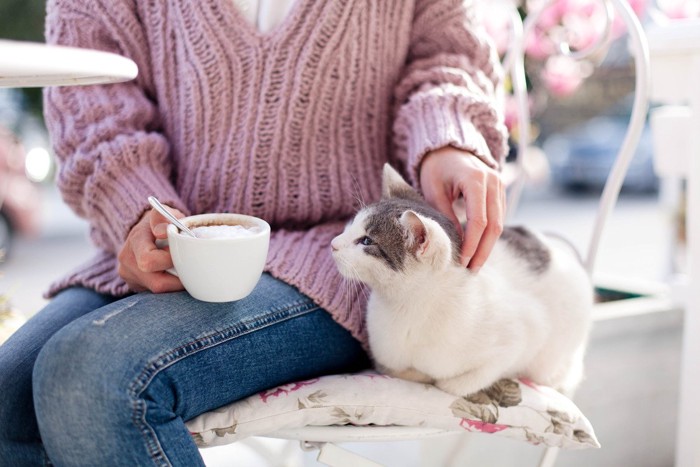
518, 377, 541, 391
526, 28, 557, 60
562, 6, 607, 51
486, 0, 651, 103
460, 418, 509, 433
523, 0, 648, 58
540, 55, 591, 97
504, 96, 519, 132
534, 1, 564, 29
628, 0, 649, 16
503, 94, 536, 133
657, 0, 700, 19
610, 0, 649, 36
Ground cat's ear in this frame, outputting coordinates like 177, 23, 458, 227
382, 163, 415, 199
400, 210, 428, 255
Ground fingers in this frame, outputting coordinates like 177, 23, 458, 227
462, 172, 504, 271
420, 147, 506, 271
118, 259, 178, 294
150, 205, 185, 239
460, 177, 486, 267
140, 214, 177, 273
433, 185, 463, 233
118, 209, 184, 294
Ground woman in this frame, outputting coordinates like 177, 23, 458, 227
0, 0, 507, 464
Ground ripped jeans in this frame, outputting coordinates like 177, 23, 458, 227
0, 274, 369, 466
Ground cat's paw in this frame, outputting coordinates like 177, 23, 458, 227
435, 374, 486, 397
392, 367, 434, 384
375, 363, 434, 384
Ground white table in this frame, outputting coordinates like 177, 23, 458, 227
647, 18, 700, 467
0, 39, 137, 88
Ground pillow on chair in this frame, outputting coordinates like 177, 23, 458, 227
186, 371, 599, 450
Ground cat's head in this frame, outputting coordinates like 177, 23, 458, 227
331, 164, 461, 287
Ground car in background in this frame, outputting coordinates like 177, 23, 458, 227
543, 113, 658, 193
0, 125, 41, 256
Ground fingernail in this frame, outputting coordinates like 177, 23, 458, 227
462, 257, 471, 268
471, 267, 481, 275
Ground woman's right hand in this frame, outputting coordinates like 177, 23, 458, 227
117, 206, 185, 293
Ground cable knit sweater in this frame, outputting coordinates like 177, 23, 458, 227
43, 0, 507, 346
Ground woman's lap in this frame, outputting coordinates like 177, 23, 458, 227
1, 274, 369, 466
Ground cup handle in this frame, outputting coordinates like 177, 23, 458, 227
155, 238, 178, 277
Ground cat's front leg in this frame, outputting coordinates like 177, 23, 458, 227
375, 362, 434, 384
435, 366, 504, 397
392, 367, 435, 384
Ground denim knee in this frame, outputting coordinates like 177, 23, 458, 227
31, 316, 132, 461
0, 287, 119, 465
0, 349, 42, 462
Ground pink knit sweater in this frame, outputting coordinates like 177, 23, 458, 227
43, 0, 507, 345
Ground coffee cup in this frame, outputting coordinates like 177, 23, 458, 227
165, 213, 270, 302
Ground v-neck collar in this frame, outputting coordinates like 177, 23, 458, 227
219, 0, 314, 44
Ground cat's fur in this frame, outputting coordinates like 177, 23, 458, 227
331, 164, 593, 396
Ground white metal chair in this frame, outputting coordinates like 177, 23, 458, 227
188, 0, 651, 465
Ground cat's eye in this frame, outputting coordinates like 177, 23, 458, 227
358, 236, 374, 246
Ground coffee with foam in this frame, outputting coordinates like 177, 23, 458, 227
190, 224, 263, 239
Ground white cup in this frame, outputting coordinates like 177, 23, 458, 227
165, 213, 270, 302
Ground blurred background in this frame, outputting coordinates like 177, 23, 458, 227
0, 0, 697, 466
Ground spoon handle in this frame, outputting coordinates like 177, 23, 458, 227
147, 196, 197, 238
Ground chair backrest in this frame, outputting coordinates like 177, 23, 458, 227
502, 0, 651, 277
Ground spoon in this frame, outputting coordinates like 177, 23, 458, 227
147, 196, 197, 238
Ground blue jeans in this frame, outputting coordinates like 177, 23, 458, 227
0, 274, 369, 466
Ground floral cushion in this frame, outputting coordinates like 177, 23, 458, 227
186, 371, 599, 450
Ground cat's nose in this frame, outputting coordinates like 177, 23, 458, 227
330, 238, 340, 252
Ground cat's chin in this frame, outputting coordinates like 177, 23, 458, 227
331, 255, 360, 281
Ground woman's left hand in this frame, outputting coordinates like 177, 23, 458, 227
419, 146, 505, 272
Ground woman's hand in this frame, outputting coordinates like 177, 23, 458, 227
419, 146, 505, 272
117, 206, 185, 293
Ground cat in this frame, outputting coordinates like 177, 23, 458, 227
330, 163, 593, 397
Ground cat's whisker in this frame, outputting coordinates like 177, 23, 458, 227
343, 277, 360, 313
348, 172, 367, 211
348, 279, 358, 312
345, 261, 370, 304
335, 257, 356, 312
339, 275, 351, 311
334, 254, 369, 311
358, 282, 370, 304
344, 279, 351, 311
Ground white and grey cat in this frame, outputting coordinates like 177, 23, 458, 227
331, 164, 593, 396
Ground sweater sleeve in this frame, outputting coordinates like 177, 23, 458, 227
43, 0, 188, 254
392, 0, 509, 186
